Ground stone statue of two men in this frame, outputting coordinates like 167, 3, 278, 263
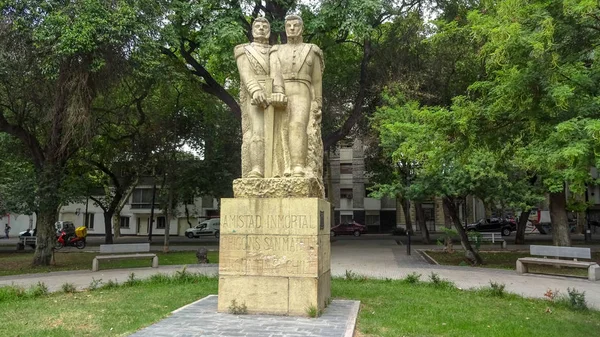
235, 15, 324, 183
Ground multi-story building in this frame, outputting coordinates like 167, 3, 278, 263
328, 139, 397, 233
58, 182, 219, 236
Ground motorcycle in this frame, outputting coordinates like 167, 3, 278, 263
55, 230, 86, 249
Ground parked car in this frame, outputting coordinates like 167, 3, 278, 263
185, 218, 220, 239
331, 222, 367, 237
465, 217, 515, 236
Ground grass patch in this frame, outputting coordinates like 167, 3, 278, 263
0, 273, 217, 337
425, 250, 600, 278
333, 278, 600, 337
1, 276, 598, 337
0, 251, 219, 276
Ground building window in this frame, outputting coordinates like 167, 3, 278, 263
365, 214, 380, 226
120, 217, 130, 228
340, 214, 353, 224
340, 163, 352, 174
131, 188, 157, 209
156, 216, 166, 229
85, 213, 94, 230
340, 188, 353, 199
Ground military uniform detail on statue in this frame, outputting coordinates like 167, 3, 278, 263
233, 15, 325, 199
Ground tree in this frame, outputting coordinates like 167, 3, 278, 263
454, 0, 600, 245
0, 0, 162, 265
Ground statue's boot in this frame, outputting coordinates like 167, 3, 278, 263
289, 122, 307, 177
248, 136, 264, 178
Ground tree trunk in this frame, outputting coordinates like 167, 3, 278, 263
514, 209, 531, 245
576, 211, 586, 235
33, 165, 61, 266
164, 187, 173, 253
148, 181, 156, 242
113, 177, 138, 239
442, 198, 454, 252
443, 197, 483, 265
103, 210, 114, 244
400, 196, 413, 233
112, 213, 121, 240
414, 202, 430, 244
549, 187, 571, 246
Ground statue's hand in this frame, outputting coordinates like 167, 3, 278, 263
271, 93, 288, 108
311, 101, 322, 118
251, 90, 268, 108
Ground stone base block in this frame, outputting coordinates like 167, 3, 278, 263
218, 197, 331, 316
516, 259, 528, 274
233, 177, 324, 198
589, 264, 600, 281
218, 272, 331, 316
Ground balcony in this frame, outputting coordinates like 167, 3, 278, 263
130, 203, 161, 209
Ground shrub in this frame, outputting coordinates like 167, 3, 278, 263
488, 281, 506, 297
428, 272, 454, 289
306, 304, 322, 318
28, 282, 49, 298
125, 273, 141, 287
403, 272, 421, 284
228, 300, 248, 315
566, 288, 587, 310
344, 270, 363, 281
88, 278, 103, 291
61, 282, 77, 293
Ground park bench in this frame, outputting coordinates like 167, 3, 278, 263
92, 243, 158, 272
516, 245, 600, 281
469, 232, 506, 249
16, 236, 37, 250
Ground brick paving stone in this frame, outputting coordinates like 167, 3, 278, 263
129, 295, 359, 337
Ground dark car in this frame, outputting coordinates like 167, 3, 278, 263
466, 217, 515, 236
331, 222, 367, 237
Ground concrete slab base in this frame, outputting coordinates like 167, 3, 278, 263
129, 295, 360, 337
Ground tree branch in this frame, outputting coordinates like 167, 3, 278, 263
178, 41, 241, 119
88, 159, 122, 190
323, 39, 372, 150
89, 195, 108, 212
0, 109, 45, 169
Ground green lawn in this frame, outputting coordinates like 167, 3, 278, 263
424, 250, 600, 278
0, 275, 598, 337
0, 251, 219, 276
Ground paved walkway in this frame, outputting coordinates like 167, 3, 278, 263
1, 239, 599, 309
129, 295, 359, 337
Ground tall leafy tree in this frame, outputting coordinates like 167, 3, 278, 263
452, 0, 600, 246
0, 0, 162, 265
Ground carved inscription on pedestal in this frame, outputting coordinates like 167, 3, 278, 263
221, 214, 316, 233
220, 234, 320, 277
219, 236, 247, 274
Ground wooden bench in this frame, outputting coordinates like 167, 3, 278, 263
469, 232, 507, 249
17, 236, 37, 250
516, 245, 600, 281
92, 243, 158, 272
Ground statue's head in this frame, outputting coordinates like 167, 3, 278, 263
252, 17, 271, 41
285, 15, 303, 38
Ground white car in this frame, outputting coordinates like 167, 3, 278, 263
185, 219, 220, 239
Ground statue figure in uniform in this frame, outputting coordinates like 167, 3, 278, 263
235, 18, 286, 178
271, 15, 324, 179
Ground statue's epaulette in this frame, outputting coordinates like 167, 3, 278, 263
310, 44, 324, 70
310, 44, 323, 57
234, 43, 249, 58
269, 45, 280, 54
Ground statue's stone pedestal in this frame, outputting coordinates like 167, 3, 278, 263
233, 177, 324, 198
217, 197, 331, 316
